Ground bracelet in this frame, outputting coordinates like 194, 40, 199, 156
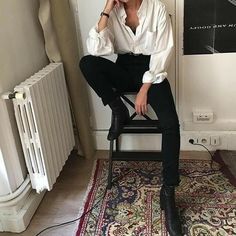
100, 12, 110, 18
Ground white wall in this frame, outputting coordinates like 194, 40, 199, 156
0, 0, 48, 196
178, 0, 236, 131
177, 0, 236, 150
182, 55, 236, 130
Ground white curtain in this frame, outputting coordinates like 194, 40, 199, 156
38, 0, 95, 159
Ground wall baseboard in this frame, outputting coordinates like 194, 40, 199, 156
183, 120, 236, 131
94, 130, 236, 151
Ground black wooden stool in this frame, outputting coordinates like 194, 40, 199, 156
107, 92, 163, 189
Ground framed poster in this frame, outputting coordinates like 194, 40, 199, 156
184, 0, 236, 55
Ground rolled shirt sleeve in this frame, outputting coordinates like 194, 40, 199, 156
142, 5, 174, 84
86, 22, 115, 56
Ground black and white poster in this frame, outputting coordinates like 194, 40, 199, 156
184, 0, 236, 55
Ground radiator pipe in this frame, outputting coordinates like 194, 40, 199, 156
1, 91, 25, 100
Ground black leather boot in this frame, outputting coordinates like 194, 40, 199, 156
107, 97, 130, 140
160, 185, 182, 236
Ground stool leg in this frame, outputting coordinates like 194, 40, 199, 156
107, 140, 114, 189
115, 137, 119, 152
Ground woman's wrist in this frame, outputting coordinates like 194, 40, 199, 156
140, 83, 152, 93
100, 12, 110, 18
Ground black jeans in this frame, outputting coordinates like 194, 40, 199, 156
79, 54, 181, 186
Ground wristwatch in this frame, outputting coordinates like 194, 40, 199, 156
100, 12, 109, 18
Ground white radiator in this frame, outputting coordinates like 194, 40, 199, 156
12, 63, 75, 193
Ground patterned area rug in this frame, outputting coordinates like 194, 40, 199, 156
74, 156, 236, 236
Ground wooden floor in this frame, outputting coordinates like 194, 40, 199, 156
0, 151, 210, 236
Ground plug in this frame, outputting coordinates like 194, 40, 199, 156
189, 139, 194, 144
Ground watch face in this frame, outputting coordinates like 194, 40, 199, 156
184, 0, 236, 55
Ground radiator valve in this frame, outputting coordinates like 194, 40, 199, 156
1, 91, 26, 100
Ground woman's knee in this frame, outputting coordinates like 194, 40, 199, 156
79, 55, 97, 72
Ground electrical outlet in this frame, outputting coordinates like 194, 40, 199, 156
193, 111, 214, 123
188, 137, 198, 144
198, 136, 210, 145
210, 136, 220, 146
189, 136, 210, 145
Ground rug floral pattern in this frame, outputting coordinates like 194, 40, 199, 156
75, 159, 236, 236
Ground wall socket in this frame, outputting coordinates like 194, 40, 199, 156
188, 137, 209, 145
197, 136, 210, 145
210, 136, 220, 146
189, 135, 220, 146
193, 111, 214, 123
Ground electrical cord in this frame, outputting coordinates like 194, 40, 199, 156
34, 167, 143, 236
34, 165, 160, 236
35, 142, 220, 235
34, 193, 104, 236
179, 139, 221, 178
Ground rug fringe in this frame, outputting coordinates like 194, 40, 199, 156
73, 159, 99, 236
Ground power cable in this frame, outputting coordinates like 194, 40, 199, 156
179, 139, 221, 178
34, 168, 135, 236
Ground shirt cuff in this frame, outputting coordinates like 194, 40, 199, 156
142, 71, 168, 84
89, 24, 110, 39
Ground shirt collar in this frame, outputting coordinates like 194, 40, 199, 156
118, 5, 126, 20
137, 0, 147, 16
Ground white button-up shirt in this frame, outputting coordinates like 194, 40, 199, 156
86, 0, 174, 84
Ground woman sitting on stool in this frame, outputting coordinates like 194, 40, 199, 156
79, 0, 182, 235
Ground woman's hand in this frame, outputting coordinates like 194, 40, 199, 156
135, 90, 148, 115
135, 83, 152, 115
104, 0, 121, 13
